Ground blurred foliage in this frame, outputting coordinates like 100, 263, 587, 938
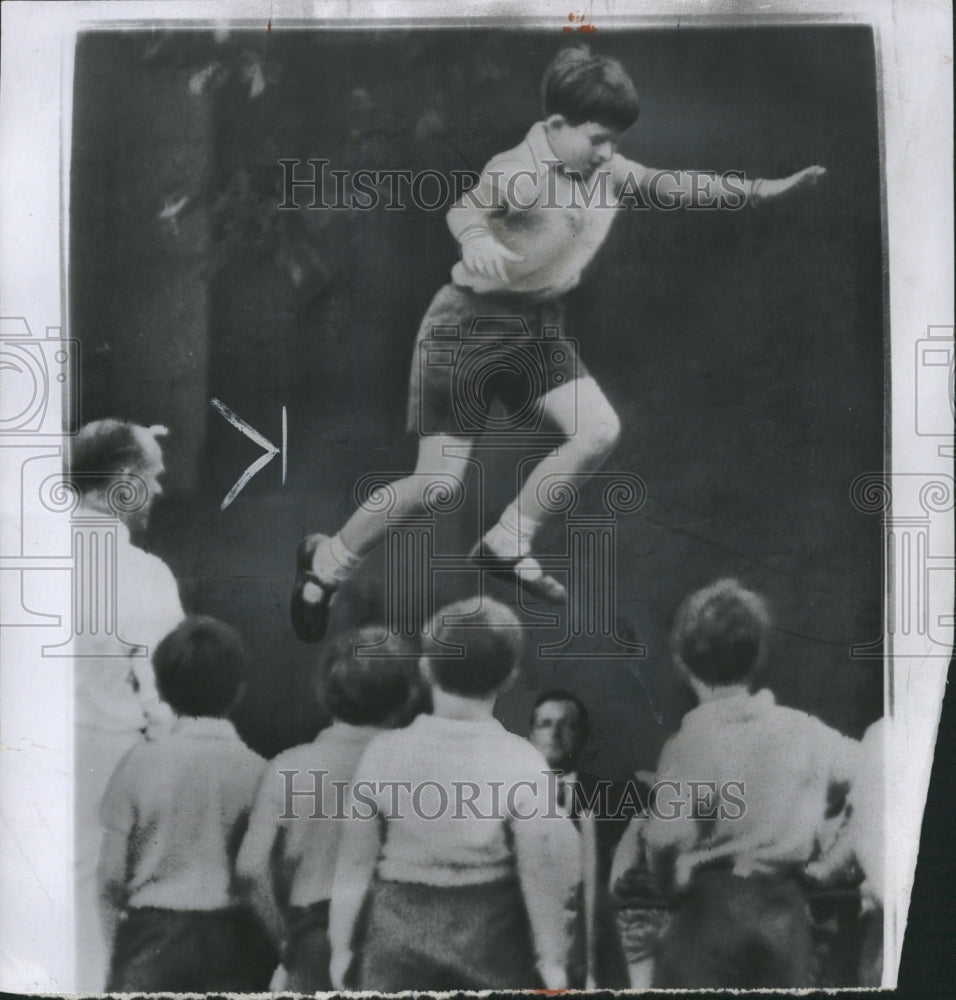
143, 28, 524, 296
145, 29, 311, 286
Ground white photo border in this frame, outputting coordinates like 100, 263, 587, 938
0, 0, 952, 991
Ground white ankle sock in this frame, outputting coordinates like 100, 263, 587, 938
484, 504, 542, 558
312, 533, 362, 587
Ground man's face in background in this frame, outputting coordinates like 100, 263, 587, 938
529, 698, 588, 772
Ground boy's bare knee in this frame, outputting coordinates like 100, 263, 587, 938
584, 406, 621, 456
385, 475, 429, 516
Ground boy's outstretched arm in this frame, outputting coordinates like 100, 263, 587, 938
616, 158, 826, 209
746, 164, 828, 204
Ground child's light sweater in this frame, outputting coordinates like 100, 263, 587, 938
347, 713, 580, 971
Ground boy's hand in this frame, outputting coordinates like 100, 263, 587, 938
460, 231, 525, 282
755, 165, 826, 203
784, 164, 827, 192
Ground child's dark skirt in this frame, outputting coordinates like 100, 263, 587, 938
106, 905, 276, 992
357, 876, 542, 991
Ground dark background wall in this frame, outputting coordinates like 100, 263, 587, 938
71, 25, 884, 772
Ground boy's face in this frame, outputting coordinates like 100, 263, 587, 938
545, 117, 620, 179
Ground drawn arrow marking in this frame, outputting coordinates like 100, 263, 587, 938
211, 398, 287, 510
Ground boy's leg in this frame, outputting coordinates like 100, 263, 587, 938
337, 433, 474, 558
478, 376, 621, 600
291, 434, 474, 642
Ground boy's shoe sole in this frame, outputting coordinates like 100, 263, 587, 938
468, 539, 567, 604
290, 534, 337, 643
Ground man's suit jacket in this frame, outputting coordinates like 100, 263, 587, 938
564, 770, 632, 988
567, 770, 632, 883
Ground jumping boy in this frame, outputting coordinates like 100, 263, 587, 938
292, 45, 826, 641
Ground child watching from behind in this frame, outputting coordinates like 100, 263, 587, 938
97, 616, 275, 993
329, 597, 580, 991
645, 580, 861, 988
236, 627, 428, 992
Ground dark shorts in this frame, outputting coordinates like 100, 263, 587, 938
283, 899, 332, 992
406, 283, 588, 437
653, 868, 815, 989
357, 877, 541, 991
107, 906, 277, 993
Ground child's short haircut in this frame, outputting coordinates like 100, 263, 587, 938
153, 615, 246, 718
542, 45, 640, 132
426, 597, 523, 697
671, 579, 770, 688
317, 626, 427, 727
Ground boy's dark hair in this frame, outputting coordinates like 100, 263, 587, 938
153, 615, 246, 718
542, 46, 639, 132
317, 626, 427, 727
426, 598, 523, 697
530, 689, 590, 739
671, 579, 770, 688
